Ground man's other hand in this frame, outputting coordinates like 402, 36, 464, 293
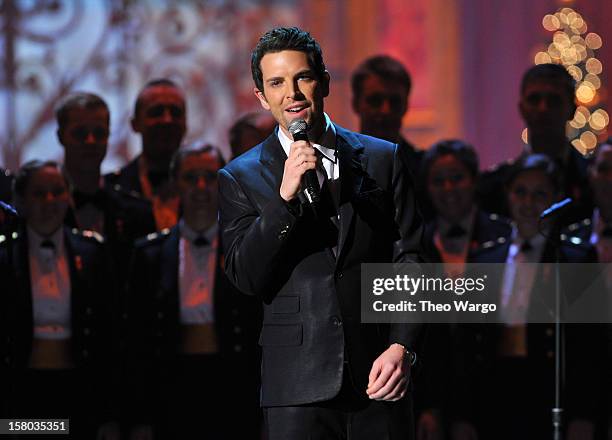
366, 343, 409, 401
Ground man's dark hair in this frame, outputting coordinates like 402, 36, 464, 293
420, 139, 479, 182
505, 153, 561, 191
55, 92, 109, 129
170, 144, 226, 180
520, 63, 576, 102
351, 55, 412, 99
251, 27, 326, 92
133, 78, 183, 117
13, 160, 70, 199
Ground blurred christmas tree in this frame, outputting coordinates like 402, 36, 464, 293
526, 6, 607, 156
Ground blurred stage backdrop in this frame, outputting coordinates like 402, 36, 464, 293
1, 0, 611, 172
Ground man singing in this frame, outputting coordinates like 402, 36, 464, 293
218, 27, 424, 439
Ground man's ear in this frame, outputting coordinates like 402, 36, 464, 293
254, 88, 271, 111
56, 129, 65, 147
321, 71, 330, 98
130, 115, 140, 134
567, 100, 577, 122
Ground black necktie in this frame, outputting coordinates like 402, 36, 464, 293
73, 189, 107, 210
193, 236, 210, 247
521, 240, 533, 252
446, 224, 467, 238
40, 239, 56, 255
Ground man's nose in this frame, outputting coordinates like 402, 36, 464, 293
196, 176, 207, 189
161, 107, 174, 122
84, 131, 96, 144
379, 98, 392, 114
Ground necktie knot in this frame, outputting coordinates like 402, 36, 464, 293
446, 224, 467, 239
73, 189, 106, 209
193, 236, 210, 247
40, 239, 55, 249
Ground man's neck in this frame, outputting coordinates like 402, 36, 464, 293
66, 167, 100, 194
184, 214, 216, 234
528, 133, 568, 160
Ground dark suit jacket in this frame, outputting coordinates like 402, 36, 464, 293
103, 156, 142, 195
0, 226, 116, 421
126, 226, 261, 422
65, 185, 156, 282
421, 210, 512, 264
218, 124, 424, 407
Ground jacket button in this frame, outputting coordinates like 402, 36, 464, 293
331, 316, 342, 327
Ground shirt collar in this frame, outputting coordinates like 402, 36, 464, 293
510, 225, 547, 249
277, 113, 337, 163
437, 208, 476, 238
179, 219, 218, 245
27, 226, 64, 252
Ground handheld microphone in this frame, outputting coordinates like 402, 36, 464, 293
288, 118, 320, 205
540, 198, 573, 220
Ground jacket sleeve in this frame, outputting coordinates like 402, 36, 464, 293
218, 168, 303, 299
389, 142, 425, 350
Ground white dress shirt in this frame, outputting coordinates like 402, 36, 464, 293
277, 113, 339, 186
178, 221, 218, 325
28, 227, 72, 340
500, 227, 547, 325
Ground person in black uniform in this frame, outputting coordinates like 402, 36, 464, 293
126, 145, 261, 440
452, 154, 600, 440
55, 92, 156, 280
479, 63, 592, 223
417, 139, 512, 440
0, 160, 118, 439
104, 79, 187, 230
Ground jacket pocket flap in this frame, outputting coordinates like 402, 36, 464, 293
272, 296, 300, 314
259, 324, 303, 346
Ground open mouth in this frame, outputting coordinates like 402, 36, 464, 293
285, 104, 308, 116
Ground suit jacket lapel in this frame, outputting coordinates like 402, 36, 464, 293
259, 131, 286, 200
13, 227, 33, 347
335, 125, 367, 264
160, 227, 180, 317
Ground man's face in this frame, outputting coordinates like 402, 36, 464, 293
508, 169, 556, 238
353, 74, 408, 142
132, 85, 187, 162
254, 50, 329, 139
176, 152, 220, 218
589, 144, 612, 211
58, 107, 109, 172
519, 80, 575, 138
427, 154, 475, 224
21, 166, 70, 236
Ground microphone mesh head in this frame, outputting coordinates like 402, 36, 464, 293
288, 118, 308, 136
